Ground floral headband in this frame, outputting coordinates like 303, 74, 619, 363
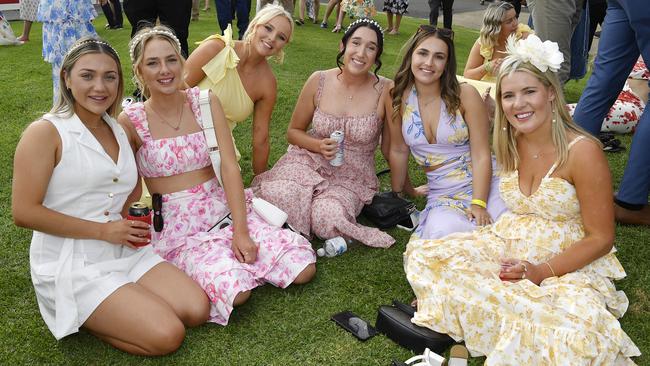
129, 28, 182, 62
66, 39, 119, 58
505, 34, 563, 72
345, 18, 384, 38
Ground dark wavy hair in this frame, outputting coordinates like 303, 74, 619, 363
336, 18, 384, 83
391, 26, 460, 124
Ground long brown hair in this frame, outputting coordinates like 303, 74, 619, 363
391, 26, 460, 125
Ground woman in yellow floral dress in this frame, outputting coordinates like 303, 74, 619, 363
405, 35, 640, 364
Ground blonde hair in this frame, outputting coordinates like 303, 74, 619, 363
52, 37, 124, 119
243, 2, 293, 64
479, 2, 514, 58
493, 57, 597, 172
129, 25, 185, 99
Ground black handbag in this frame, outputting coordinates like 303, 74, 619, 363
376, 300, 454, 355
362, 191, 417, 229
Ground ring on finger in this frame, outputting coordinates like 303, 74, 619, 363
522, 272, 526, 279
521, 262, 528, 272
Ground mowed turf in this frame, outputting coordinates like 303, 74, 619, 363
0, 6, 648, 365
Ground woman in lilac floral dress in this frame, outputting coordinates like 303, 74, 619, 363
37, 0, 97, 103
252, 19, 395, 248
388, 26, 506, 240
119, 26, 316, 326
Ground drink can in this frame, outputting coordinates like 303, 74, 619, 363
330, 130, 344, 167
127, 202, 151, 247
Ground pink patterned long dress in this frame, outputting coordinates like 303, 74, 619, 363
251, 72, 395, 248
123, 87, 316, 325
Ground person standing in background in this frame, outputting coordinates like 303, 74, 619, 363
526, 0, 584, 84
123, 0, 192, 57
428, 0, 454, 29
37, 0, 98, 103
383, 0, 408, 35
214, 0, 251, 40
572, 0, 650, 226
18, 0, 39, 42
100, 0, 124, 29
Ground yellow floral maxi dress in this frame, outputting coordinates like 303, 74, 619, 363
405, 141, 640, 365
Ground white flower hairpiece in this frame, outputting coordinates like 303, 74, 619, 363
345, 18, 384, 38
129, 28, 182, 62
505, 34, 563, 73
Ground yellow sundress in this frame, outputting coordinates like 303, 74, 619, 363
196, 24, 255, 160
478, 23, 532, 82
405, 137, 640, 365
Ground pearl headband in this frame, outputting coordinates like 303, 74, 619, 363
129, 28, 182, 62
345, 18, 384, 38
66, 39, 119, 58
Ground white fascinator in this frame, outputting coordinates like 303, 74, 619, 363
505, 34, 564, 73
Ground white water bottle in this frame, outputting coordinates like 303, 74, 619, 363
316, 236, 348, 257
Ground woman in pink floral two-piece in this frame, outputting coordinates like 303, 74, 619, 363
119, 25, 316, 326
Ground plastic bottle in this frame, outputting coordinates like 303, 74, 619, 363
316, 236, 348, 257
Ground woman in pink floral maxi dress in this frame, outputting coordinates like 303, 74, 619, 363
252, 19, 395, 248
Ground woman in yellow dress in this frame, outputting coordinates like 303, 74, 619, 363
185, 4, 293, 175
405, 35, 640, 364
463, 1, 532, 82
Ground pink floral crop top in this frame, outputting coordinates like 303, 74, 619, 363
123, 87, 211, 178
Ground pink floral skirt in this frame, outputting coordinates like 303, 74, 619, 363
152, 178, 316, 325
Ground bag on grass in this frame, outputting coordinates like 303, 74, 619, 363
376, 300, 455, 355
362, 191, 417, 230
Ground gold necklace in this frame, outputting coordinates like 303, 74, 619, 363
147, 98, 184, 131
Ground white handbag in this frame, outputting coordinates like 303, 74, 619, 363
197, 90, 288, 228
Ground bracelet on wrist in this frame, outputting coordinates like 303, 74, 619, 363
544, 261, 557, 277
471, 198, 487, 208
484, 61, 492, 74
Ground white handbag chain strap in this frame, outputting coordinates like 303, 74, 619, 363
198, 89, 224, 187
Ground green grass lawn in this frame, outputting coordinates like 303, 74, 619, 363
1, 7, 648, 365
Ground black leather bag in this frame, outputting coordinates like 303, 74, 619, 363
362, 192, 416, 229
376, 300, 454, 355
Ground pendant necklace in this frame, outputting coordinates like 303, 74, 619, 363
148, 97, 184, 131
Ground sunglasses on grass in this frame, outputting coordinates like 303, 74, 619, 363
152, 193, 163, 232
417, 24, 454, 40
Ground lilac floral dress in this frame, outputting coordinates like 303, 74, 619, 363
123, 87, 316, 325
402, 85, 506, 239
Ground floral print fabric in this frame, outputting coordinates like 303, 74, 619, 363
252, 72, 394, 248
402, 86, 506, 239
383, 0, 408, 15
126, 87, 316, 325
405, 137, 640, 364
124, 88, 211, 178
37, 0, 97, 99
342, 0, 377, 18
567, 57, 647, 134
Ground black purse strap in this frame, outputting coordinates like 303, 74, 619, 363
392, 299, 416, 317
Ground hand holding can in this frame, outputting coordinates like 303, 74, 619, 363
329, 130, 344, 166
126, 202, 151, 247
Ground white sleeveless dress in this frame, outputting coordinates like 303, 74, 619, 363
30, 113, 163, 340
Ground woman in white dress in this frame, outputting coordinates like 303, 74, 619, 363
12, 37, 209, 355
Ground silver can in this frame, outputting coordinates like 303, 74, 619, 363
329, 130, 344, 166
